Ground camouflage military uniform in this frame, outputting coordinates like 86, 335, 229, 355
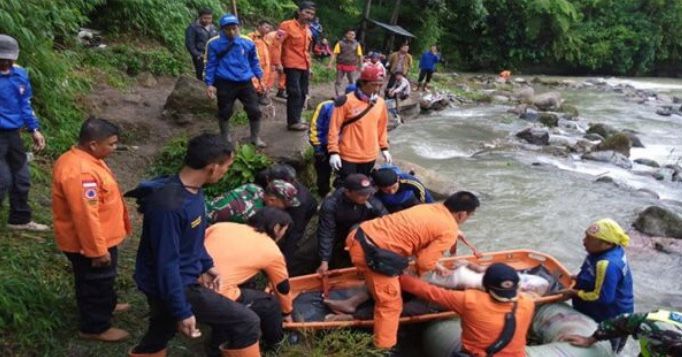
206, 183, 264, 223
592, 310, 682, 357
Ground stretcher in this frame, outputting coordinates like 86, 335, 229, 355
280, 249, 575, 330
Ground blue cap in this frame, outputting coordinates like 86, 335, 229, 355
219, 14, 240, 27
345, 84, 357, 94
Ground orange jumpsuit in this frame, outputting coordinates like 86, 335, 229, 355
52, 147, 131, 256
400, 275, 535, 356
204, 222, 292, 314
278, 19, 312, 71
264, 30, 286, 91
327, 93, 389, 163
345, 203, 459, 348
249, 31, 272, 94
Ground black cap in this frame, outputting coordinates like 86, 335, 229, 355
299, 1, 316, 10
372, 168, 399, 188
267, 164, 297, 182
482, 263, 520, 301
343, 173, 375, 195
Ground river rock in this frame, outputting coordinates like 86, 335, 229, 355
595, 132, 631, 157
513, 86, 535, 103
508, 103, 528, 115
532, 91, 562, 110
392, 159, 457, 200
582, 150, 632, 169
587, 123, 619, 139
624, 132, 644, 148
548, 135, 577, 148
634, 206, 682, 239
520, 108, 539, 122
558, 104, 579, 119
595, 176, 615, 184
656, 107, 673, 116
634, 158, 660, 168
516, 127, 549, 145
635, 189, 660, 199
164, 75, 215, 116
538, 112, 559, 127
583, 133, 604, 141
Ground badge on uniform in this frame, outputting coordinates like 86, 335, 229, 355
191, 216, 202, 228
83, 180, 98, 201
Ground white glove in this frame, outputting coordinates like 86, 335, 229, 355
329, 154, 342, 170
381, 150, 392, 163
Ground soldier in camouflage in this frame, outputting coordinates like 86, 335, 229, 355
562, 310, 682, 357
207, 179, 299, 223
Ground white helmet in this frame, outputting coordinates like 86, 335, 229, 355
0, 34, 19, 61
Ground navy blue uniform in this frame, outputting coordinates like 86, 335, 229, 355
375, 173, 434, 213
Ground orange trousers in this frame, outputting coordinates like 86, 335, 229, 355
268, 70, 286, 91
346, 231, 402, 349
252, 66, 273, 94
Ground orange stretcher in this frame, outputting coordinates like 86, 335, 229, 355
280, 249, 574, 330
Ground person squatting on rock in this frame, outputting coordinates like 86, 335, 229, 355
371, 166, 433, 213
308, 84, 357, 197
345, 191, 479, 349
327, 65, 392, 182
327, 28, 363, 97
204, 207, 295, 351
126, 134, 261, 357
52, 118, 132, 343
316, 173, 388, 274
0, 34, 48, 232
184, 8, 218, 81
278, 1, 317, 131
205, 14, 266, 148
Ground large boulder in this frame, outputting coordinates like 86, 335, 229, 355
633, 206, 682, 239
516, 127, 550, 145
164, 75, 216, 116
581, 150, 632, 169
595, 132, 632, 157
587, 123, 619, 139
532, 91, 563, 110
392, 159, 457, 200
513, 86, 535, 103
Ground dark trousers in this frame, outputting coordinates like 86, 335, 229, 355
192, 56, 205, 81
237, 288, 283, 348
313, 150, 332, 197
215, 78, 262, 140
284, 68, 309, 126
134, 285, 260, 356
418, 69, 434, 85
338, 160, 375, 182
64, 246, 118, 334
0, 130, 31, 225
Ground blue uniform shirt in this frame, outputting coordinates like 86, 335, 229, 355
572, 246, 634, 322
308, 100, 334, 153
130, 176, 214, 320
419, 51, 440, 71
375, 173, 434, 213
204, 33, 262, 85
0, 66, 40, 131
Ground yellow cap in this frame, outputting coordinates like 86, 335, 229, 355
586, 218, 630, 247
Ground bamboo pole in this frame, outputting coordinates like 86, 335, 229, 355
231, 0, 238, 17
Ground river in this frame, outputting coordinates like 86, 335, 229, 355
390, 77, 682, 320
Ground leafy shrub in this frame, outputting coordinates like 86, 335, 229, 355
81, 44, 186, 76
150, 137, 271, 197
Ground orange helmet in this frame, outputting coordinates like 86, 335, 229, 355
360, 65, 385, 82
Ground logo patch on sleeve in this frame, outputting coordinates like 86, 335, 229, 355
191, 216, 202, 228
82, 181, 98, 200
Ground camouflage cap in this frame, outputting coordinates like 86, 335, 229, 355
265, 179, 301, 207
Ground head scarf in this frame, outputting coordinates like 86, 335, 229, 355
586, 218, 630, 247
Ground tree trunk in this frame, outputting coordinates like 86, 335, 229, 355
231, 0, 238, 17
360, 0, 373, 45
386, 0, 402, 52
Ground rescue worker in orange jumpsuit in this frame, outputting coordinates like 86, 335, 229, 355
52, 117, 131, 342
264, 30, 286, 98
205, 207, 294, 350
346, 191, 480, 349
327, 65, 391, 182
249, 20, 273, 103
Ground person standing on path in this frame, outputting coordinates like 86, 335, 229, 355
52, 118, 132, 342
278, 1, 316, 131
205, 14, 266, 148
417, 45, 441, 91
327, 29, 363, 96
0, 34, 48, 232
327, 65, 391, 181
185, 8, 218, 81
386, 44, 413, 90
249, 20, 274, 104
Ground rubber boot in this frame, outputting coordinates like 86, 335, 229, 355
220, 342, 261, 357
249, 120, 267, 148
128, 347, 167, 357
219, 119, 232, 143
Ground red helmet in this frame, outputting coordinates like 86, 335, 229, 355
360, 65, 385, 82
